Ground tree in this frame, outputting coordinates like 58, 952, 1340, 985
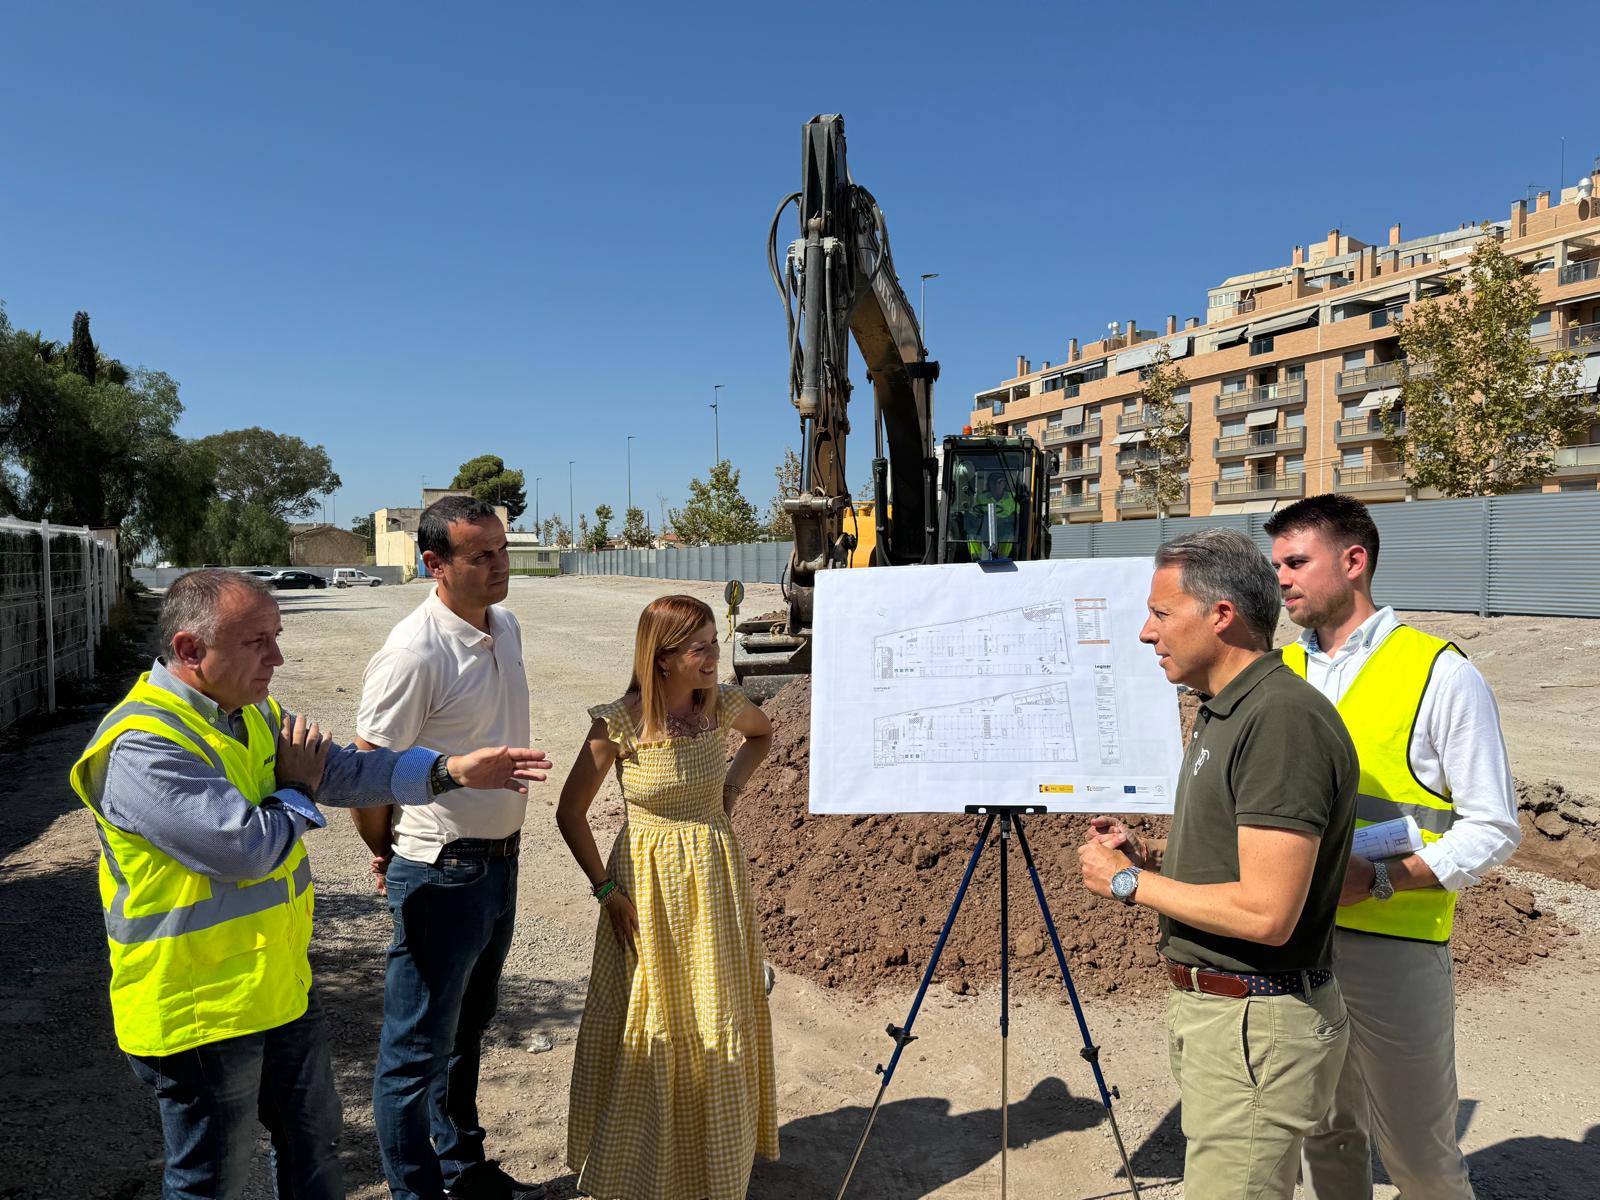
542, 514, 571, 548
451, 454, 527, 520
65, 311, 96, 384
1388, 228, 1588, 496
971, 419, 997, 435
763, 448, 800, 540
351, 513, 376, 557
586, 503, 614, 550
189, 427, 340, 564
667, 460, 761, 545
577, 513, 590, 549
621, 505, 652, 547
1128, 343, 1192, 517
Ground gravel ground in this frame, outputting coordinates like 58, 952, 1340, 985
2, 577, 1597, 1199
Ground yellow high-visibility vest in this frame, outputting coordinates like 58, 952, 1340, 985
1283, 626, 1462, 942
70, 675, 314, 1055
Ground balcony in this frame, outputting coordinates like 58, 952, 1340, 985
1042, 418, 1102, 446
1336, 413, 1406, 444
1553, 441, 1600, 476
1213, 473, 1306, 502
1214, 379, 1306, 416
1050, 493, 1104, 521
1056, 455, 1102, 479
1114, 486, 1190, 517
1559, 259, 1600, 286
1531, 320, 1600, 354
1335, 360, 1408, 393
1116, 446, 1160, 470
1334, 463, 1409, 496
1214, 427, 1306, 459
1116, 401, 1192, 433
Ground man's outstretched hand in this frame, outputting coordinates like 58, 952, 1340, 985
446, 746, 554, 793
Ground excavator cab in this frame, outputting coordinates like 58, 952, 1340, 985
937, 435, 1054, 563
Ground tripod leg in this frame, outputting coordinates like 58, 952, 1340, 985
999, 812, 1011, 1200
834, 812, 996, 1200
1013, 816, 1143, 1200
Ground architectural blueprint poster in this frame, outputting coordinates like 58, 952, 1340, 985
809, 558, 1182, 815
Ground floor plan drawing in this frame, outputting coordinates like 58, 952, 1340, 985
873, 601, 1071, 680
873, 683, 1077, 767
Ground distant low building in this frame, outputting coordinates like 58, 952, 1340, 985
373, 492, 511, 582
290, 523, 367, 566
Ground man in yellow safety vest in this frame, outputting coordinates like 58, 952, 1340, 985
1267, 494, 1520, 1200
71, 569, 551, 1200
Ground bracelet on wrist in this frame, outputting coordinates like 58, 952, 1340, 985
592, 879, 618, 904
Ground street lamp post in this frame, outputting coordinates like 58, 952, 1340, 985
919, 272, 940, 341
568, 460, 576, 548
534, 477, 541, 535
627, 435, 635, 514
710, 384, 724, 467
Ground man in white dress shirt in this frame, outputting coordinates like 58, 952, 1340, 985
1267, 493, 1519, 1200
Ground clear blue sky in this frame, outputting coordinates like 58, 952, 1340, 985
4, 1, 1595, 533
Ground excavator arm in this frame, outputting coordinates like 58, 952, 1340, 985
734, 114, 937, 698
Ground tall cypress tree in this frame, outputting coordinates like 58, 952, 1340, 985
66, 311, 97, 384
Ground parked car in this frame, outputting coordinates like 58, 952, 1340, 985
240, 569, 278, 581
271, 570, 328, 590
333, 568, 383, 588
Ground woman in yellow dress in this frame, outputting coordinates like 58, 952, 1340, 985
557, 594, 778, 1199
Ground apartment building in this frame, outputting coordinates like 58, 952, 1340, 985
974, 173, 1600, 522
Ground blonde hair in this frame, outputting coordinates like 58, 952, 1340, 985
627, 594, 717, 739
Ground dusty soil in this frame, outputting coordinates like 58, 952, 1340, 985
2, 585, 1597, 1199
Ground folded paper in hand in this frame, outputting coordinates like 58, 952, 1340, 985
1351, 815, 1422, 862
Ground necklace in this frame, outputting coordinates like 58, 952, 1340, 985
664, 707, 713, 738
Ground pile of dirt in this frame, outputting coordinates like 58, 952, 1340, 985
1509, 779, 1600, 889
734, 680, 1573, 998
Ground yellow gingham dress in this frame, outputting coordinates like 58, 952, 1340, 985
566, 684, 778, 1200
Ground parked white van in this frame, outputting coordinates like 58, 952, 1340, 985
333, 568, 383, 588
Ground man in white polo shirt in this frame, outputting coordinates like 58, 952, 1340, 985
352, 495, 543, 1200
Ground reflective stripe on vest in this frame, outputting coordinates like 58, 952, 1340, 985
70, 675, 313, 1055
1283, 627, 1462, 942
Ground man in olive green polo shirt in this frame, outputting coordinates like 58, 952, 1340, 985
1078, 527, 1358, 1200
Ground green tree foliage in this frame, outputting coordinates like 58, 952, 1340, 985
668, 460, 761, 545
65, 311, 97, 384
188, 427, 341, 564
451, 454, 527, 520
351, 513, 376, 556
621, 505, 651, 547
586, 503, 614, 550
541, 514, 571, 549
1389, 228, 1588, 496
0, 307, 213, 560
1128, 343, 1192, 517
763, 447, 800, 539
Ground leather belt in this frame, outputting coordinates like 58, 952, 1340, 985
438, 830, 521, 859
1165, 960, 1333, 998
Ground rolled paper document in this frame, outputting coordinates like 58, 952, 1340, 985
1351, 815, 1423, 862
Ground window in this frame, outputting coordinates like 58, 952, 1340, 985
1173, 386, 1191, 404
1041, 374, 1064, 393
1087, 479, 1100, 494
1286, 363, 1306, 382
1250, 334, 1275, 356
1286, 411, 1306, 429
1221, 462, 1246, 480
1222, 374, 1246, 394
992, 399, 1006, 416
1342, 400, 1365, 419
1343, 351, 1366, 370
1221, 420, 1246, 437
1530, 311, 1553, 336
1342, 449, 1365, 469
1284, 455, 1305, 475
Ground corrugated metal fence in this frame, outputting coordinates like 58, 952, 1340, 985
1, 518, 121, 730
557, 494, 1600, 618
560, 542, 793, 585
1048, 493, 1600, 618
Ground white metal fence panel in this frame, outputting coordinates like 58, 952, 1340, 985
1486, 494, 1600, 618
560, 543, 794, 585
1, 518, 120, 731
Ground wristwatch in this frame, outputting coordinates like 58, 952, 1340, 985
429, 755, 463, 796
1110, 866, 1142, 905
1370, 860, 1395, 901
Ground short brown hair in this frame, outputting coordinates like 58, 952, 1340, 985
1263, 493, 1380, 575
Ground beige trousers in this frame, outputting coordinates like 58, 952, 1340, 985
1301, 930, 1475, 1200
1168, 977, 1349, 1200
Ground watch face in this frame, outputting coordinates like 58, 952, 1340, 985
1112, 868, 1138, 900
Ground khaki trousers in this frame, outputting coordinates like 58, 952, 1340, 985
1301, 930, 1475, 1200
1168, 977, 1349, 1200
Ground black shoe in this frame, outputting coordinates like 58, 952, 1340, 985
445, 1159, 548, 1200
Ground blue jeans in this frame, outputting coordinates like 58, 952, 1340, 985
125, 989, 343, 1200
374, 849, 519, 1200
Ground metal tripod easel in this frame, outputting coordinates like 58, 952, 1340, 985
834, 805, 1142, 1200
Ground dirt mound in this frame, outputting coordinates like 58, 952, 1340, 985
734, 679, 1573, 997
1509, 779, 1600, 889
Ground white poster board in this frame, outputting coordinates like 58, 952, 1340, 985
809, 558, 1181, 815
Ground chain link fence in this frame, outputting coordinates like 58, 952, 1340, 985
1, 518, 121, 731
